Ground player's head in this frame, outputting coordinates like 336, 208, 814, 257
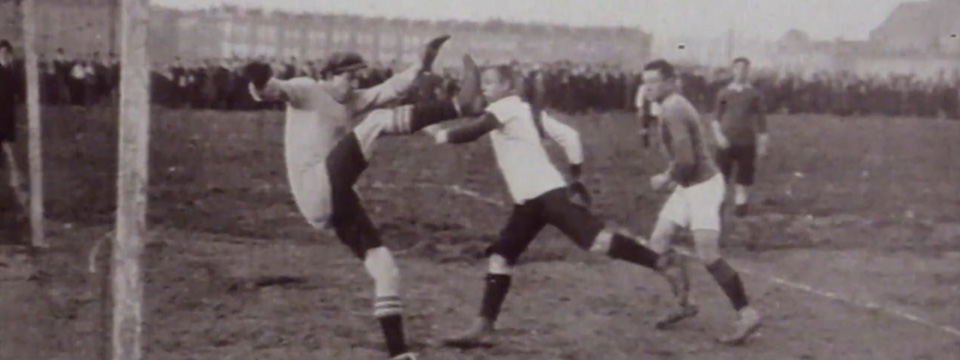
481, 65, 515, 103
641, 59, 677, 102
732, 57, 750, 83
0, 40, 13, 64
322, 52, 368, 101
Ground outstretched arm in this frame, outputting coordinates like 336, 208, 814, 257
433, 112, 501, 144
249, 77, 316, 108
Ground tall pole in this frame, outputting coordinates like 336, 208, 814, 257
110, 0, 120, 55
112, 0, 151, 359
22, 0, 45, 248
726, 12, 736, 61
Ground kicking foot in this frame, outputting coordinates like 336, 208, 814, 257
390, 352, 419, 360
717, 307, 762, 345
441, 317, 495, 348
655, 303, 699, 329
455, 55, 484, 116
420, 34, 451, 73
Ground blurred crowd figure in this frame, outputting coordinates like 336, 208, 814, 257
24, 49, 960, 120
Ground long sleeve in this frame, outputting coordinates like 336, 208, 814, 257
754, 91, 768, 134
662, 107, 696, 184
249, 77, 316, 109
352, 64, 420, 113
714, 89, 728, 123
443, 113, 501, 144
541, 111, 583, 165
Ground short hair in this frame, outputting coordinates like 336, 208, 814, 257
733, 57, 751, 66
0, 40, 12, 52
643, 59, 676, 79
487, 64, 516, 88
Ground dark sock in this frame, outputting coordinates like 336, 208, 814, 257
607, 233, 660, 269
479, 273, 512, 322
706, 259, 750, 311
377, 314, 407, 357
410, 100, 460, 132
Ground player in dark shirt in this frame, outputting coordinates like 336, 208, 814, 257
0, 39, 28, 222
642, 59, 762, 345
712, 57, 769, 217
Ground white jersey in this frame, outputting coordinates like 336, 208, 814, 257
485, 95, 583, 204
252, 66, 419, 172
249, 66, 418, 228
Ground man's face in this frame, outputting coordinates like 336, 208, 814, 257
641, 69, 672, 102
733, 61, 750, 83
329, 70, 359, 102
480, 69, 511, 102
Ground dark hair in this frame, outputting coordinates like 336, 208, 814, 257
733, 57, 751, 66
0, 40, 12, 52
488, 64, 515, 89
643, 59, 675, 79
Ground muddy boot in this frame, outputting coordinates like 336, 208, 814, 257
442, 317, 495, 348
390, 352, 419, 360
717, 307, 762, 345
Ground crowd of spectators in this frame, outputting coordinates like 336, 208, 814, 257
25, 49, 960, 120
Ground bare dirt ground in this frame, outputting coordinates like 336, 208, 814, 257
2, 107, 959, 359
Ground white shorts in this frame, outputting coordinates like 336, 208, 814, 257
287, 108, 407, 230
658, 173, 726, 231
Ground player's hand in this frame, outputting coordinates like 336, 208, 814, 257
421, 34, 451, 73
243, 61, 273, 90
715, 134, 730, 150
568, 181, 593, 208
650, 173, 675, 192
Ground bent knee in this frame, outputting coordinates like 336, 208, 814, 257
692, 230, 722, 263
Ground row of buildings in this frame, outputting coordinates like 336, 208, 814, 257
0, 1, 652, 67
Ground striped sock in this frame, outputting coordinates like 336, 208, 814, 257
388, 100, 459, 134
374, 296, 407, 357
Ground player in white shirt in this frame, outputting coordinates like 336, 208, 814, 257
429, 65, 683, 347
245, 36, 485, 360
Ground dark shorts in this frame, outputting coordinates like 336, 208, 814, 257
716, 144, 756, 186
326, 133, 382, 259
487, 187, 606, 265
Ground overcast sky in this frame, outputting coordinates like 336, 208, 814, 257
152, 0, 917, 41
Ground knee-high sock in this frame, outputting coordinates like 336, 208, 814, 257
366, 248, 408, 357
387, 101, 461, 135
479, 273, 512, 322
606, 233, 660, 270
706, 259, 750, 311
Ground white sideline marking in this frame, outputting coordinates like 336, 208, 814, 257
370, 181, 960, 340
